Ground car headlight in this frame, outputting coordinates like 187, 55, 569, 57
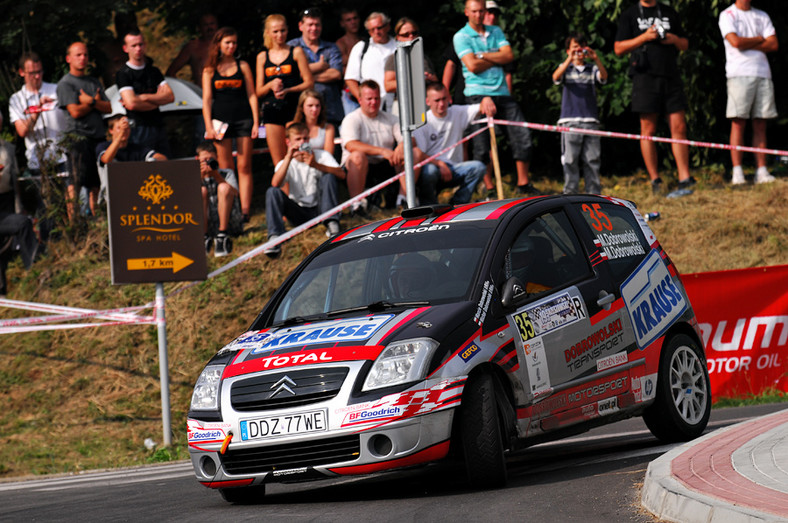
190, 365, 224, 410
363, 338, 438, 392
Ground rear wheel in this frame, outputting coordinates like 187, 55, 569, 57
460, 372, 507, 489
219, 484, 266, 504
643, 334, 711, 442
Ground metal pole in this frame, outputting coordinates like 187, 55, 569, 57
155, 282, 172, 446
396, 45, 417, 209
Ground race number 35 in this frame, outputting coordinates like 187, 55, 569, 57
514, 311, 536, 342
582, 203, 612, 232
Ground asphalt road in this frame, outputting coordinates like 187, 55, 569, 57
1, 404, 784, 522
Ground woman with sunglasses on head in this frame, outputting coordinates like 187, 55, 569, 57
290, 89, 336, 155
383, 18, 438, 115
202, 26, 258, 222
256, 14, 314, 166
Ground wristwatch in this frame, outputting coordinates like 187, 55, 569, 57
475, 52, 484, 60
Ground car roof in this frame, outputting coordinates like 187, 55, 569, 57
332, 196, 562, 243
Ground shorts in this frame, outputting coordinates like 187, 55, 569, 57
726, 77, 777, 120
66, 136, 100, 189
261, 98, 297, 126
631, 74, 687, 115
222, 118, 254, 139
465, 95, 532, 163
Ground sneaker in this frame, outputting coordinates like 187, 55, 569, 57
350, 198, 368, 217
214, 234, 232, 257
264, 235, 281, 259
325, 220, 341, 238
651, 177, 664, 195
677, 176, 697, 191
756, 168, 776, 184
731, 167, 746, 185
516, 183, 540, 195
204, 234, 212, 254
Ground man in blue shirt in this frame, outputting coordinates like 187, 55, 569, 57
288, 8, 344, 128
453, 0, 537, 194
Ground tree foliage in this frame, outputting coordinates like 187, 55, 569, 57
1, 0, 786, 176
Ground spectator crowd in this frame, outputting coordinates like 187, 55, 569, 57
0, 0, 781, 285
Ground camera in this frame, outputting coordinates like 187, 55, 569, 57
299, 143, 312, 154
206, 158, 219, 170
653, 19, 667, 40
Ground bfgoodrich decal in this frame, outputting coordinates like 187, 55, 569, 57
620, 250, 687, 350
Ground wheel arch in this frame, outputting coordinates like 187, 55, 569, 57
453, 363, 518, 449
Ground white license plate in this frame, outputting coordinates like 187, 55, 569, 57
239, 410, 327, 441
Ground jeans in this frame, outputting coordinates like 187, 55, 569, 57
560, 121, 602, 194
418, 160, 486, 205
265, 174, 340, 237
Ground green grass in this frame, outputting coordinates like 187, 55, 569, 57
713, 389, 788, 409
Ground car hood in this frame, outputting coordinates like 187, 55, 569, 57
216, 302, 478, 379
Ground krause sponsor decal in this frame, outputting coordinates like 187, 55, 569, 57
621, 250, 687, 350
512, 292, 586, 343
564, 318, 625, 372
249, 315, 394, 354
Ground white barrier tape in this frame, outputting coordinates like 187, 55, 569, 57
0, 298, 153, 326
0, 319, 155, 335
474, 118, 788, 157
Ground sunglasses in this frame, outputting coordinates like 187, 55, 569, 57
398, 31, 418, 38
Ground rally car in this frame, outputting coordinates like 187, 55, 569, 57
188, 195, 711, 503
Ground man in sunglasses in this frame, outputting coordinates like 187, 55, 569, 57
288, 8, 345, 128
344, 12, 397, 112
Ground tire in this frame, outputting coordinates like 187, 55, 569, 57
460, 372, 508, 489
219, 484, 266, 504
643, 334, 712, 442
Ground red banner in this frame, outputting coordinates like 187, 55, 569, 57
682, 265, 788, 401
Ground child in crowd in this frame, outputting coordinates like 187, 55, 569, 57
264, 122, 343, 258
552, 32, 607, 194
197, 141, 243, 257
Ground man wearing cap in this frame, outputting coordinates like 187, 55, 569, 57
288, 8, 345, 128
453, 0, 538, 195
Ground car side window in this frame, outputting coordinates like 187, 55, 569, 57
503, 210, 590, 296
576, 202, 650, 284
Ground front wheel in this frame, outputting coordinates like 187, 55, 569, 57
459, 372, 507, 489
643, 334, 711, 442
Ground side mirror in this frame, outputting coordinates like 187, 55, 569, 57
501, 277, 527, 309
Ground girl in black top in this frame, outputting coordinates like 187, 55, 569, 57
203, 27, 258, 219
255, 14, 313, 165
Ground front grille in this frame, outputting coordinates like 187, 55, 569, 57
221, 435, 361, 475
231, 368, 349, 411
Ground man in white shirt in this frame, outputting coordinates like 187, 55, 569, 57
265, 122, 343, 258
9, 52, 69, 177
414, 83, 495, 204
340, 80, 418, 212
344, 12, 397, 112
719, 0, 778, 184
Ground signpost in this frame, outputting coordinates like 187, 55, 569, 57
107, 160, 207, 446
395, 37, 427, 209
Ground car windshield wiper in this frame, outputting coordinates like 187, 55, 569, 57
273, 313, 329, 328
327, 300, 430, 317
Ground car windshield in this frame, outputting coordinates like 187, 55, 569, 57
269, 223, 493, 325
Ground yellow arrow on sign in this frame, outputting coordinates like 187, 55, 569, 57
127, 252, 194, 273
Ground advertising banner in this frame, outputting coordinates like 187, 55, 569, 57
683, 265, 788, 400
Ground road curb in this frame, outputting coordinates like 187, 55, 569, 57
642, 413, 788, 523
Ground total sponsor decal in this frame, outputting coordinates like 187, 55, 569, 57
567, 376, 627, 405
512, 292, 586, 343
621, 250, 687, 350
563, 318, 624, 372
247, 315, 394, 354
700, 316, 786, 375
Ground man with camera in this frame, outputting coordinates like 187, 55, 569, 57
197, 141, 241, 258
614, 0, 695, 196
264, 122, 343, 258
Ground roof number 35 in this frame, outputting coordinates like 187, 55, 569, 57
582, 203, 612, 232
